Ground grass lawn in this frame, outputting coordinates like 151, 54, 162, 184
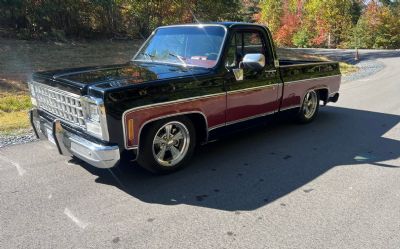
0, 38, 357, 135
0, 94, 32, 134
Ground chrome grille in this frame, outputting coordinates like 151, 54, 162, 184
32, 82, 85, 127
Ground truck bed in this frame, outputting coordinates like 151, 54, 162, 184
278, 59, 341, 82
279, 59, 332, 66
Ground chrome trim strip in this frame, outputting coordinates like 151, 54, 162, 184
208, 124, 226, 131
132, 24, 228, 69
227, 83, 279, 94
122, 92, 226, 115
279, 105, 301, 112
284, 74, 341, 84
208, 111, 276, 131
226, 111, 275, 126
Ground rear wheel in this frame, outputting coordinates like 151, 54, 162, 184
296, 90, 319, 123
137, 117, 196, 174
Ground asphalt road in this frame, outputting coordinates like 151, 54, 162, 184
1, 51, 400, 249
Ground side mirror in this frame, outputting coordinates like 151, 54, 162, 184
242, 53, 265, 71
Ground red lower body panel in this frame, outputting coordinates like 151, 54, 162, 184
281, 75, 341, 110
226, 85, 279, 122
123, 94, 226, 148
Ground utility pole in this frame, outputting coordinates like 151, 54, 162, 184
328, 33, 331, 49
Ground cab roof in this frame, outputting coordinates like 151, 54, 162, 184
161, 22, 266, 30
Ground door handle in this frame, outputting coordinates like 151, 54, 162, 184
265, 69, 277, 79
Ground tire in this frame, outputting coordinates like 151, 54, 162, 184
296, 90, 320, 124
137, 116, 196, 174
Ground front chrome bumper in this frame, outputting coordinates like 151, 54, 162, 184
30, 109, 120, 169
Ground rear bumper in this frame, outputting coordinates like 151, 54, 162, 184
30, 109, 120, 169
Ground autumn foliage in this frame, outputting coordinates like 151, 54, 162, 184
255, 0, 400, 48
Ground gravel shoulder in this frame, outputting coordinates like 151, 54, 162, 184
0, 129, 37, 148
342, 59, 384, 82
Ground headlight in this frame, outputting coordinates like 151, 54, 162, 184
28, 81, 37, 106
87, 103, 100, 122
81, 96, 109, 141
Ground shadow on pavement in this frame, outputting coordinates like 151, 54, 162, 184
75, 106, 400, 211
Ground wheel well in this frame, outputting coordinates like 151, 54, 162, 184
138, 113, 208, 148
186, 113, 208, 144
316, 88, 329, 104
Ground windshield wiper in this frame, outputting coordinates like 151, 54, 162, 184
168, 52, 187, 67
139, 52, 154, 61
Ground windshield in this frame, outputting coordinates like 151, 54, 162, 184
133, 25, 226, 68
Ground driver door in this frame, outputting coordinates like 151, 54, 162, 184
225, 29, 282, 124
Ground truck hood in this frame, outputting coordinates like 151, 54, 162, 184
33, 62, 212, 91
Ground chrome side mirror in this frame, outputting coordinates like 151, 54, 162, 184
231, 53, 265, 81
242, 53, 266, 71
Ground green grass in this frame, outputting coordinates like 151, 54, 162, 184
0, 94, 31, 112
0, 110, 31, 135
339, 62, 359, 75
0, 94, 32, 134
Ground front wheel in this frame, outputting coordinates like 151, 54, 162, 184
137, 117, 196, 174
296, 90, 320, 123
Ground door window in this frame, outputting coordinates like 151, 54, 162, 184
225, 31, 267, 68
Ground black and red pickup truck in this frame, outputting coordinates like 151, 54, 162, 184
29, 22, 341, 173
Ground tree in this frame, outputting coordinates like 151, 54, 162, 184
256, 0, 283, 37
354, 1, 400, 48
303, 0, 353, 47
241, 0, 260, 22
274, 0, 302, 46
0, 0, 244, 39
293, 27, 311, 47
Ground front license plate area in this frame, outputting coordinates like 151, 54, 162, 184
46, 127, 56, 145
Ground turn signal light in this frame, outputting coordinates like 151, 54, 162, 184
128, 119, 134, 142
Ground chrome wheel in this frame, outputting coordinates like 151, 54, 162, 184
302, 91, 318, 119
152, 121, 190, 167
